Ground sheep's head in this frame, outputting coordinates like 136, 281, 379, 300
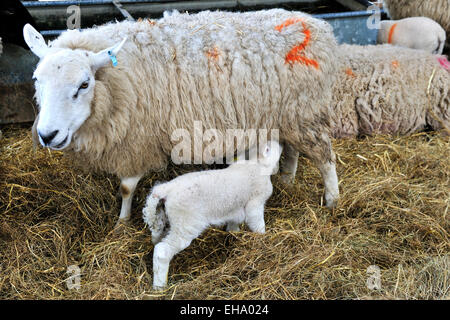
23, 24, 126, 150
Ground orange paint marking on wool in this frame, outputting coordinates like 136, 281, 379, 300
206, 47, 220, 61
275, 17, 303, 32
345, 68, 356, 77
391, 60, 399, 68
275, 18, 319, 69
388, 23, 398, 44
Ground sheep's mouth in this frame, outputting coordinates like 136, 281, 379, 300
50, 134, 69, 150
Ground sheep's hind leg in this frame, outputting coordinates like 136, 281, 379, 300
153, 231, 194, 290
292, 129, 339, 208
280, 143, 299, 184
116, 174, 143, 226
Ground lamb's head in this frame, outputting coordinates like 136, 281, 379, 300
23, 24, 126, 150
259, 140, 283, 174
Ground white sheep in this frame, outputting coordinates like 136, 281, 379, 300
142, 140, 282, 290
377, 17, 446, 54
23, 9, 341, 227
383, 0, 450, 50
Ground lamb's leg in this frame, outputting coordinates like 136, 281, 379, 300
117, 175, 143, 224
244, 200, 266, 234
291, 129, 339, 208
226, 207, 245, 232
226, 222, 240, 232
280, 143, 299, 184
153, 231, 194, 290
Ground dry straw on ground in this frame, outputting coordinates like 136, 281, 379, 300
0, 125, 448, 299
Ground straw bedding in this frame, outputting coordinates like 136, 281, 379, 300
0, 125, 448, 299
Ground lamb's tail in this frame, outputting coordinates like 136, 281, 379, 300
142, 188, 168, 244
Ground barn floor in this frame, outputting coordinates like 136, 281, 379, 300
0, 125, 448, 299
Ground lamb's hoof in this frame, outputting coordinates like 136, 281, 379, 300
226, 222, 240, 232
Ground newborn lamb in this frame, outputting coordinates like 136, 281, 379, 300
143, 140, 282, 290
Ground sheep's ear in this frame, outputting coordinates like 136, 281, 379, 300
90, 38, 127, 71
23, 24, 49, 58
31, 113, 41, 151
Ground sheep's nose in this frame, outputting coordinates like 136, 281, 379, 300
38, 130, 59, 146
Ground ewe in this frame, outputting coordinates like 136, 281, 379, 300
24, 9, 340, 226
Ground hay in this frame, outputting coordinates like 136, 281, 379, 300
0, 125, 449, 300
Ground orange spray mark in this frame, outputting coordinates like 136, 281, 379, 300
275, 18, 319, 69
391, 60, 399, 68
345, 68, 356, 77
388, 23, 398, 44
206, 47, 220, 61
275, 17, 303, 32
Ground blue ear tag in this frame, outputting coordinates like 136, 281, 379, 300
108, 50, 118, 67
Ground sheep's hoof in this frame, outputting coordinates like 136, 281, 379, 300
280, 172, 295, 185
153, 285, 166, 292
324, 194, 339, 209
113, 219, 130, 234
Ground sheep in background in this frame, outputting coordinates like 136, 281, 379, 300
143, 140, 282, 290
377, 17, 446, 54
280, 44, 449, 182
383, 0, 450, 51
23, 9, 341, 227
332, 44, 449, 138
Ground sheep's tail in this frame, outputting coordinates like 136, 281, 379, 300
142, 187, 168, 244
434, 34, 445, 55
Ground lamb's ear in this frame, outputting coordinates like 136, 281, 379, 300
262, 144, 271, 158
23, 24, 49, 58
90, 38, 127, 71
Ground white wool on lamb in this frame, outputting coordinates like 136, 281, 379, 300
377, 17, 446, 54
142, 141, 282, 290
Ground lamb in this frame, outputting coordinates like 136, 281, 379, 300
332, 44, 450, 138
382, 0, 450, 51
377, 17, 446, 54
143, 140, 282, 290
23, 9, 341, 226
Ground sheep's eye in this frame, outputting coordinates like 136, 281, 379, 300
80, 81, 89, 90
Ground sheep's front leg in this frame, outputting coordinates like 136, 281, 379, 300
117, 175, 143, 224
280, 143, 299, 184
318, 161, 339, 209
